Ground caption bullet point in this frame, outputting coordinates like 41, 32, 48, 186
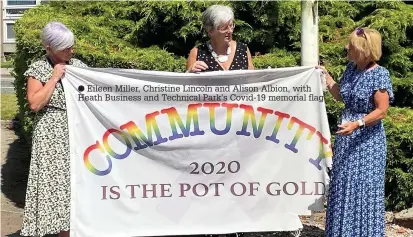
78, 85, 85, 92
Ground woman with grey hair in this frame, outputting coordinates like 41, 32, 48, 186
21, 21, 87, 237
187, 4, 254, 73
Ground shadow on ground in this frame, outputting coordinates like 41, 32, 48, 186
1, 121, 31, 209
154, 226, 325, 237
239, 225, 325, 236
4, 227, 324, 237
6, 231, 57, 237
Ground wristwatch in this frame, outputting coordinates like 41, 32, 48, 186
357, 119, 365, 128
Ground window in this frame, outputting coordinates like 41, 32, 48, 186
6, 0, 37, 5
6, 23, 15, 39
6, 8, 29, 15
3, 21, 16, 42
3, 0, 41, 19
2, 0, 45, 43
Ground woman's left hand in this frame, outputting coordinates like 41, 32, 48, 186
337, 121, 359, 135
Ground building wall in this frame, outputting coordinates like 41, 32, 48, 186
1, 0, 45, 60
1, 0, 4, 61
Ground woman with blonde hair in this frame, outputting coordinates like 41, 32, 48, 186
319, 27, 394, 236
21, 21, 87, 237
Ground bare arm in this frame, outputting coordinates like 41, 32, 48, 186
326, 75, 342, 102
27, 77, 58, 112
27, 64, 65, 112
363, 89, 390, 126
247, 47, 254, 70
186, 48, 198, 71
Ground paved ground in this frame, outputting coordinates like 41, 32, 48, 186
1, 68, 15, 94
1, 121, 28, 237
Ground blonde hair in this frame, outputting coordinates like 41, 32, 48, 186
349, 27, 382, 62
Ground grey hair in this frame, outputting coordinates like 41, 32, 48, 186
202, 5, 234, 31
41, 21, 74, 51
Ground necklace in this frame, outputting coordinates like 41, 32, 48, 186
207, 42, 231, 63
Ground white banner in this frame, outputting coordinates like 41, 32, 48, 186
63, 66, 332, 237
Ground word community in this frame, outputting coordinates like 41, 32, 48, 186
83, 103, 332, 176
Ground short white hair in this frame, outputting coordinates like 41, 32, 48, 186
41, 21, 74, 51
202, 5, 234, 31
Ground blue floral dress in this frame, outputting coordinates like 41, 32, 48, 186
325, 63, 394, 237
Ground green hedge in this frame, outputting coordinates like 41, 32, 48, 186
392, 76, 413, 108
384, 107, 413, 210
252, 48, 299, 69
12, 1, 413, 211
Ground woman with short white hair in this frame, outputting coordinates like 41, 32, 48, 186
21, 21, 87, 237
186, 4, 254, 73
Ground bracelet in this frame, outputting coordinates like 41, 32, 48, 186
357, 119, 365, 128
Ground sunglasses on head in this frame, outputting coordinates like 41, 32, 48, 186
355, 27, 367, 39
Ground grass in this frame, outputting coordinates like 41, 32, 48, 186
0, 61, 13, 68
1, 93, 18, 120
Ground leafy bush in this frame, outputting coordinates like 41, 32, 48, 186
252, 48, 299, 69
384, 107, 413, 211
392, 76, 413, 108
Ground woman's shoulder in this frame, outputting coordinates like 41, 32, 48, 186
373, 65, 390, 75
234, 41, 248, 54
235, 41, 248, 47
24, 58, 52, 81
69, 58, 88, 67
28, 58, 50, 68
25, 57, 50, 73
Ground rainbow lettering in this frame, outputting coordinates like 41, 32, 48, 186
83, 103, 332, 176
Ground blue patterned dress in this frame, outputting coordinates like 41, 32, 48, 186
325, 63, 394, 237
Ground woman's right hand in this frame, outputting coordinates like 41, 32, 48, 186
316, 65, 334, 84
188, 61, 209, 73
315, 65, 329, 76
51, 64, 66, 82
316, 65, 342, 101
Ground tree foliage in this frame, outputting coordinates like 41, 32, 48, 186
12, 0, 413, 211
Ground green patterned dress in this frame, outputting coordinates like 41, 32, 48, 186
21, 56, 87, 237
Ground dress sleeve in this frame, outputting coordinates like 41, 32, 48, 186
72, 58, 88, 68
373, 68, 394, 104
23, 61, 49, 83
